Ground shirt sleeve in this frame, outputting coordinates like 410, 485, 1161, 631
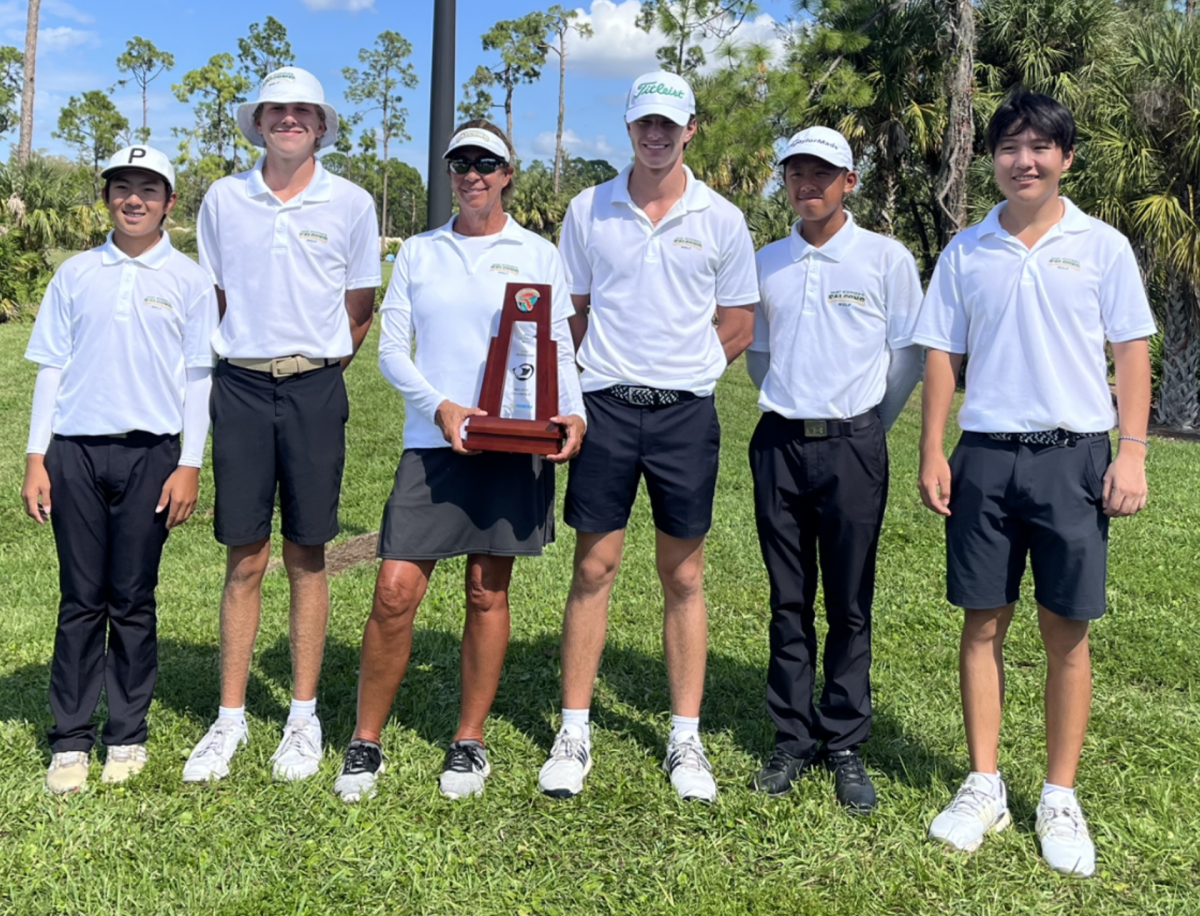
197, 191, 222, 288
884, 249, 924, 350
549, 250, 586, 425
558, 196, 592, 296
910, 246, 968, 354
377, 248, 445, 421
26, 365, 62, 454
748, 253, 770, 353
179, 367, 212, 468
715, 215, 760, 307
346, 198, 383, 290
1101, 239, 1157, 343
182, 279, 218, 369
24, 271, 72, 368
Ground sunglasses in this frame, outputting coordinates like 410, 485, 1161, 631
448, 156, 507, 175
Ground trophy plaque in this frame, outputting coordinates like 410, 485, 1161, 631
465, 282, 564, 455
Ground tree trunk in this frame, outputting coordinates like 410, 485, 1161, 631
553, 43, 566, 195
382, 97, 391, 248
504, 86, 514, 154
935, 0, 975, 248
17, 0, 39, 164
142, 83, 148, 136
1156, 267, 1200, 429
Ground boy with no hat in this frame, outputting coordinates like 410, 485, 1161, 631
913, 92, 1155, 877
745, 127, 924, 811
22, 145, 218, 793
183, 67, 381, 784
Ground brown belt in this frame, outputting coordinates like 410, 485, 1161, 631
225, 356, 336, 378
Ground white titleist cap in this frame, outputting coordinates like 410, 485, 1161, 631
443, 127, 511, 161
100, 145, 176, 190
625, 71, 695, 126
236, 67, 339, 150
779, 126, 855, 171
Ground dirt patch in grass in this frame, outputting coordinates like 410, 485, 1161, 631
264, 531, 379, 577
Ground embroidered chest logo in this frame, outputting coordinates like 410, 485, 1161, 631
827, 289, 867, 307
673, 236, 703, 251
299, 230, 329, 244
144, 296, 175, 312
515, 288, 540, 312
1048, 257, 1082, 271
490, 262, 520, 276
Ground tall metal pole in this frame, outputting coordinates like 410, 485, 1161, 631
427, 0, 455, 229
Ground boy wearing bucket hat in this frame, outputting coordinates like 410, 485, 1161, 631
22, 145, 217, 793
744, 127, 923, 810
538, 71, 758, 803
184, 67, 380, 784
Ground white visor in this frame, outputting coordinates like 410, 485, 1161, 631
443, 128, 511, 161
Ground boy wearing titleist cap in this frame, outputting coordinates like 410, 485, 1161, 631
184, 67, 380, 784
22, 146, 217, 793
538, 71, 758, 803
914, 93, 1154, 876
745, 128, 923, 811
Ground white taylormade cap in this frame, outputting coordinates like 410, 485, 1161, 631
100, 145, 176, 190
236, 67, 339, 150
779, 126, 855, 171
443, 127, 511, 161
625, 71, 695, 126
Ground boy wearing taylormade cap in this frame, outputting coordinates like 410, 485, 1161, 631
22, 146, 217, 794
745, 128, 923, 811
538, 71, 758, 802
914, 93, 1154, 877
184, 68, 380, 784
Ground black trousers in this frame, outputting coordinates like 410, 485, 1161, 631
749, 411, 888, 758
44, 432, 179, 752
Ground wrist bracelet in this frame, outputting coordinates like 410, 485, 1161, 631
1118, 435, 1149, 448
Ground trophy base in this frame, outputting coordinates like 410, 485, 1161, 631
465, 417, 564, 456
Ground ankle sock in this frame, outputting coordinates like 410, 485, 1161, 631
290, 698, 318, 721
218, 705, 246, 728
1042, 781, 1077, 805
561, 708, 590, 742
969, 770, 1004, 797
669, 714, 700, 744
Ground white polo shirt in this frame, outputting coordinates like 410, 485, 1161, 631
912, 198, 1157, 433
559, 165, 758, 395
751, 213, 922, 420
25, 232, 218, 436
198, 157, 381, 359
378, 215, 586, 450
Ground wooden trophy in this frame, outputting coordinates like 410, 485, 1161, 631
465, 282, 564, 455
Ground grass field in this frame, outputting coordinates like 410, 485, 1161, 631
1, 318, 1198, 916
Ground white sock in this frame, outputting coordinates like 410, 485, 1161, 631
1042, 781, 1077, 805
561, 708, 590, 742
969, 770, 1004, 797
218, 706, 246, 728
290, 698, 317, 721
669, 715, 700, 743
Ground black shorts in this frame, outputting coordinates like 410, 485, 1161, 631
210, 360, 349, 547
946, 431, 1111, 620
564, 389, 720, 540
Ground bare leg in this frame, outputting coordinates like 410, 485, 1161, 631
283, 539, 331, 703
560, 530, 626, 710
656, 531, 707, 718
218, 538, 271, 708
353, 559, 436, 744
1038, 605, 1092, 788
959, 604, 1016, 773
454, 555, 515, 743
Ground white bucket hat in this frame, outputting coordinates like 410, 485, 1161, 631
625, 71, 695, 126
100, 145, 176, 190
779, 126, 855, 172
236, 67, 339, 150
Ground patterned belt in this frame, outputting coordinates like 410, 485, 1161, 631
606, 385, 697, 407
986, 429, 1108, 446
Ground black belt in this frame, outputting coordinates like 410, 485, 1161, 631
605, 385, 698, 407
773, 410, 878, 438
985, 429, 1108, 446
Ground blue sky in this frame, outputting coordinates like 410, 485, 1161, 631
0, 0, 795, 178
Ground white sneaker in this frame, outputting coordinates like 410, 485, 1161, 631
929, 773, 1012, 852
663, 732, 717, 803
270, 716, 324, 781
333, 740, 386, 803
102, 744, 148, 784
1037, 795, 1096, 877
45, 751, 90, 794
183, 718, 248, 783
439, 740, 490, 799
538, 725, 593, 798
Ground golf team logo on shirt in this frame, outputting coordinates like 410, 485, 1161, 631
828, 289, 867, 307
1049, 257, 1082, 271
144, 296, 174, 312
490, 262, 520, 276
299, 230, 329, 244
515, 288, 540, 312
673, 236, 703, 251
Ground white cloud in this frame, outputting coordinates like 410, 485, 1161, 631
2, 25, 99, 51
0, 2, 23, 29
0, 0, 93, 30
298, 0, 376, 10
529, 128, 623, 162
42, 0, 93, 24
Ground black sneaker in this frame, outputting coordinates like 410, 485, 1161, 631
824, 749, 877, 813
750, 747, 816, 797
439, 740, 491, 799
333, 739, 384, 803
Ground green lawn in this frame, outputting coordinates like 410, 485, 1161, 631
1, 320, 1197, 915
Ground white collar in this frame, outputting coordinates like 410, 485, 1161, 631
99, 230, 174, 270
611, 164, 712, 214
245, 155, 333, 203
789, 211, 858, 262
433, 212, 524, 246
978, 196, 1091, 240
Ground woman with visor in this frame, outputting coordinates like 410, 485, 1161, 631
334, 120, 587, 802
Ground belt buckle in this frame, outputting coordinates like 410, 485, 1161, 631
271, 357, 300, 378
804, 420, 828, 438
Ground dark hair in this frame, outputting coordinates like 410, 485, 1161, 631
986, 91, 1076, 155
446, 118, 515, 205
